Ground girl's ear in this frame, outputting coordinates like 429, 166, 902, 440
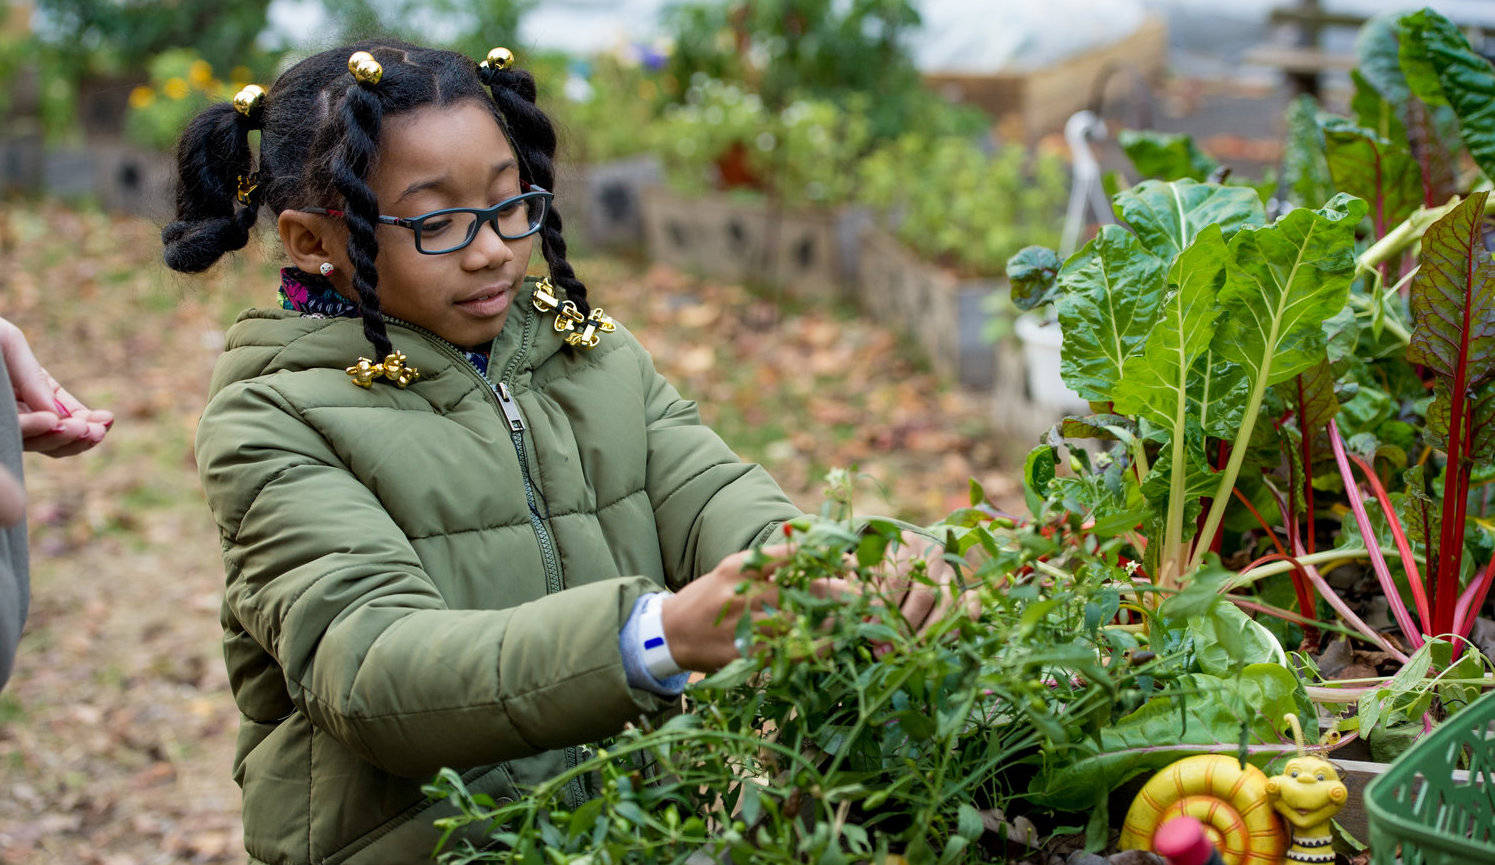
278, 210, 351, 281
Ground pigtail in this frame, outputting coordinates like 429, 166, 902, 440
162, 103, 260, 273
325, 80, 395, 360
483, 64, 591, 317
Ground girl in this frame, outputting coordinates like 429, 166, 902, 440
167, 39, 952, 865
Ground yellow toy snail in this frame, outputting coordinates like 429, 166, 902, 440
1265, 713, 1347, 864
1118, 753, 1287, 865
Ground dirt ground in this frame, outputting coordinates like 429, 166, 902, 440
0, 202, 1023, 864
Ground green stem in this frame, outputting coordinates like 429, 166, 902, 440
1188, 362, 1272, 574
1226, 547, 1368, 588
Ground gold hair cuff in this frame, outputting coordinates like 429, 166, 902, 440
347, 352, 420, 388
233, 84, 266, 119
532, 277, 615, 349
481, 47, 515, 72
348, 51, 383, 86
236, 172, 261, 207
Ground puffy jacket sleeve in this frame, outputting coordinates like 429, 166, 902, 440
196, 379, 670, 778
634, 343, 803, 589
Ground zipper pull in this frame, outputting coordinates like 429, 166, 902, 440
495, 381, 526, 432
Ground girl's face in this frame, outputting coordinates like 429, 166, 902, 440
364, 100, 536, 348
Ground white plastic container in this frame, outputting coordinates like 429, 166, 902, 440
1014, 314, 1091, 414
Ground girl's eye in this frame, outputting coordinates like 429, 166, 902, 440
420, 217, 454, 236
496, 201, 521, 217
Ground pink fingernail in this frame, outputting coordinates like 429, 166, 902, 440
51, 424, 67, 434
102, 419, 114, 429
53, 399, 71, 418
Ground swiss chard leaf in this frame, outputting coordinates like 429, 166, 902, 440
1055, 225, 1167, 402
1281, 358, 1342, 440
1114, 179, 1265, 262
1319, 114, 1423, 235
1215, 194, 1367, 388
1112, 224, 1230, 430
1007, 245, 1062, 311
1281, 95, 1334, 212
1406, 190, 1495, 390
1399, 8, 1495, 182
1117, 129, 1219, 183
1025, 665, 1305, 812
1356, 12, 1412, 105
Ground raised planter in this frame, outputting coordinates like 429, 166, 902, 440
640, 186, 848, 301
553, 154, 662, 254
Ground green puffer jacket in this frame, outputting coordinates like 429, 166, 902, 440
195, 277, 801, 865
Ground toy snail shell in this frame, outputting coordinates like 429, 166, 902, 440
1118, 754, 1287, 865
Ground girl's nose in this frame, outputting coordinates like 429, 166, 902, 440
464, 218, 514, 267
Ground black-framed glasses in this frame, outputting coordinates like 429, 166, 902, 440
303, 184, 552, 254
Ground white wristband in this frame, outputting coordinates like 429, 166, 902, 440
637, 592, 684, 680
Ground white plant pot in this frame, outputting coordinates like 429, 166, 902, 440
1014, 314, 1090, 414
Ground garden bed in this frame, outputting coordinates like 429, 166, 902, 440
640, 186, 849, 302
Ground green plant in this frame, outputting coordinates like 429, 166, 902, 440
859, 133, 1069, 277
660, 0, 923, 139
417, 468, 1347, 860
31, 0, 272, 80
313, 0, 533, 63
648, 77, 878, 208
122, 49, 253, 152
1003, 6, 1495, 759
546, 51, 672, 164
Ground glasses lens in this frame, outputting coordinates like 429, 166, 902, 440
498, 193, 547, 239
415, 210, 480, 254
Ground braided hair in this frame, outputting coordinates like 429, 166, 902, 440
161, 39, 589, 360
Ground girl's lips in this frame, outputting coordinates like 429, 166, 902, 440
455, 286, 511, 317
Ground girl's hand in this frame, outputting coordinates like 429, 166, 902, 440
873, 530, 981, 641
660, 543, 853, 673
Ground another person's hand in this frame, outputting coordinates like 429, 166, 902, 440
661, 543, 854, 673
1, 317, 113, 457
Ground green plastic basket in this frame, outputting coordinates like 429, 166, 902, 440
1365, 687, 1495, 865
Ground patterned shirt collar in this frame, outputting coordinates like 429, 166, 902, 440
277, 268, 492, 376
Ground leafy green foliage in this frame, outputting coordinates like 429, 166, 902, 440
1116, 129, 1220, 183
418, 476, 1312, 861
315, 0, 532, 61
32, 0, 272, 78
660, 0, 925, 139
857, 133, 1068, 277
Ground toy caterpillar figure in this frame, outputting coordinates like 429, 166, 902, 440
1265, 714, 1348, 864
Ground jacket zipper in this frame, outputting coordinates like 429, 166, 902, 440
380, 312, 585, 807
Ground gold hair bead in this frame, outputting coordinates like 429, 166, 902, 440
233, 84, 266, 118
348, 51, 383, 86
482, 47, 515, 72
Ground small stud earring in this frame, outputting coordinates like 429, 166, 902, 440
319, 262, 335, 277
